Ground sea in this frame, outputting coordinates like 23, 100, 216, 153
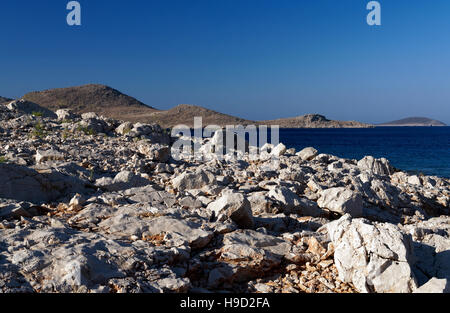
278, 127, 450, 178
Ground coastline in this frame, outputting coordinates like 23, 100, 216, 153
0, 105, 449, 294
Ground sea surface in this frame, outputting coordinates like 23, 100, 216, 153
277, 127, 450, 178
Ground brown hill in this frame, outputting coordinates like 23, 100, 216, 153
20, 84, 373, 128
143, 104, 255, 128
22, 84, 158, 122
260, 114, 373, 128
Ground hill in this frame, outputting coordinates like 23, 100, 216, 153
143, 104, 255, 128
22, 84, 158, 122
260, 114, 373, 128
378, 117, 447, 127
19, 84, 374, 128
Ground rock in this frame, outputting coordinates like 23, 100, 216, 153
81, 112, 99, 120
297, 147, 318, 161
78, 116, 110, 134
408, 175, 421, 186
6, 99, 57, 119
271, 143, 287, 157
138, 143, 170, 163
325, 215, 418, 293
151, 277, 191, 293
115, 122, 133, 135
100, 215, 212, 249
179, 196, 203, 209
96, 171, 150, 192
414, 278, 450, 293
0, 163, 88, 204
69, 193, 86, 209
56, 109, 77, 121
317, 187, 363, 217
35, 149, 64, 164
267, 186, 324, 217
171, 170, 215, 191
357, 156, 393, 176
128, 123, 170, 145
210, 229, 291, 286
207, 192, 254, 229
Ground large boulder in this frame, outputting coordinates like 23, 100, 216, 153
138, 143, 170, 163
208, 229, 291, 287
357, 156, 394, 176
325, 215, 418, 293
0, 163, 88, 205
56, 109, 78, 121
317, 187, 363, 217
296, 147, 318, 161
95, 171, 150, 192
268, 186, 325, 217
271, 143, 287, 157
414, 278, 450, 293
171, 169, 216, 191
207, 192, 254, 229
127, 123, 170, 145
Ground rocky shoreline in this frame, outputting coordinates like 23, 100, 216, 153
0, 100, 449, 293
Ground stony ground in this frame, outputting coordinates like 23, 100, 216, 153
0, 100, 449, 293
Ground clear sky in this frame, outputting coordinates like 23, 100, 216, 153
1, 0, 449, 124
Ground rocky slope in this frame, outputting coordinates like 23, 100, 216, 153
15, 84, 373, 128
0, 102, 449, 293
378, 117, 447, 127
22, 84, 159, 123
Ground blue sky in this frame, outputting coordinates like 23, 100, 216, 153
1, 0, 449, 124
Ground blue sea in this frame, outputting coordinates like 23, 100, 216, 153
278, 127, 450, 178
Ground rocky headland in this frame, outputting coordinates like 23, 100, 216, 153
0, 100, 449, 293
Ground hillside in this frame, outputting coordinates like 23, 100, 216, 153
378, 117, 447, 127
260, 114, 373, 128
22, 84, 158, 122
143, 104, 255, 128
18, 84, 374, 128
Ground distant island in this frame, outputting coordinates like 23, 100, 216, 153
378, 117, 447, 127
2, 84, 373, 129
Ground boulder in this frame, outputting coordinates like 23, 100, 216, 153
325, 215, 418, 293
95, 171, 150, 192
0, 163, 88, 205
414, 278, 450, 293
207, 192, 254, 229
357, 156, 393, 176
271, 143, 287, 157
35, 149, 64, 164
171, 170, 215, 191
268, 186, 325, 217
297, 147, 318, 161
209, 229, 291, 287
115, 122, 133, 135
138, 143, 170, 163
56, 109, 78, 121
317, 187, 363, 217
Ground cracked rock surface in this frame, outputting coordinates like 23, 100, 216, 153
0, 102, 449, 293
